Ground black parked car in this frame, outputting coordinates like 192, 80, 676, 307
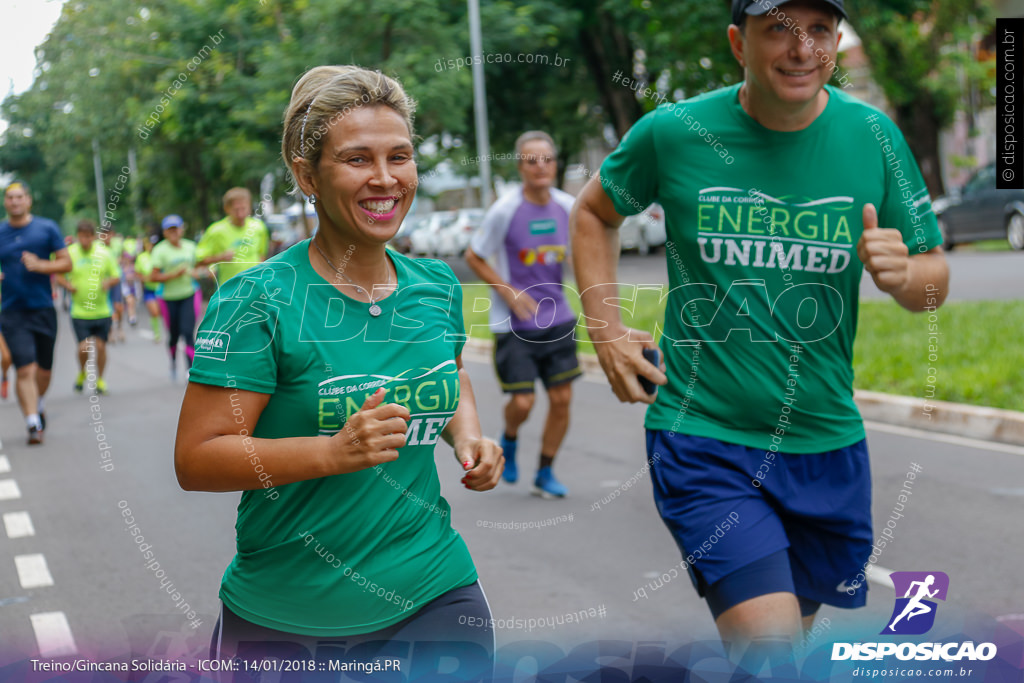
935, 163, 1024, 250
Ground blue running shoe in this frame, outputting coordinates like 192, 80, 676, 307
500, 434, 518, 483
533, 467, 568, 498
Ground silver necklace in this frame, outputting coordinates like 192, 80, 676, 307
313, 236, 391, 317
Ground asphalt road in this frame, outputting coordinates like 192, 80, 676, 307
445, 248, 1024, 301
0, 310, 1022, 674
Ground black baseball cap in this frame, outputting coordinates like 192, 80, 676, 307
732, 0, 847, 26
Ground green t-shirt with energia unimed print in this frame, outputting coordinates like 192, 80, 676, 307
600, 84, 942, 453
188, 240, 476, 636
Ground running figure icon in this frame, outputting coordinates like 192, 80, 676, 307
889, 574, 940, 631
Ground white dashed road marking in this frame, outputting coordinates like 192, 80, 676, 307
0, 479, 22, 500
30, 612, 78, 657
15, 553, 55, 588
0, 455, 75, 658
4, 511, 35, 538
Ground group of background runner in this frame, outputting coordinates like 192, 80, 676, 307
0, 182, 269, 443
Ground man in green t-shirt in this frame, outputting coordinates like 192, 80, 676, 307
571, 0, 949, 660
56, 220, 121, 394
196, 187, 269, 286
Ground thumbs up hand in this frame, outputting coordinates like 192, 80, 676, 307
856, 203, 910, 294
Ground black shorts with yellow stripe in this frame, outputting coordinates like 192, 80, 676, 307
493, 320, 581, 394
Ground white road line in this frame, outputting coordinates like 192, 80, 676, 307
3, 511, 35, 538
30, 612, 78, 657
0, 479, 22, 500
866, 564, 895, 590
864, 421, 1024, 456
15, 554, 54, 588
0, 455, 9, 473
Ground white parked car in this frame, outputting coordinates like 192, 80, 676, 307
389, 214, 428, 253
409, 210, 457, 257
619, 203, 666, 255
436, 208, 485, 256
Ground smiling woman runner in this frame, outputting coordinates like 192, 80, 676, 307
174, 65, 503, 676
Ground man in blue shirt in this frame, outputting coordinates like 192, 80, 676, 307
0, 182, 72, 445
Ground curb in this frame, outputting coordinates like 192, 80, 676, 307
854, 390, 1024, 447
462, 339, 1024, 448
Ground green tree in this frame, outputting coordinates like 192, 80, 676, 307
4, 1, 657, 219
846, 0, 995, 196
0, 99, 65, 225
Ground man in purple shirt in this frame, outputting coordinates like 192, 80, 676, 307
465, 131, 579, 497
0, 182, 72, 445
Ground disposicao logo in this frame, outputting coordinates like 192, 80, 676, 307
883, 571, 948, 635
831, 571, 998, 662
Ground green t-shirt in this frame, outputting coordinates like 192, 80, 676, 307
122, 237, 140, 260
189, 242, 477, 636
600, 84, 942, 453
150, 239, 197, 301
196, 216, 269, 286
134, 251, 159, 291
67, 243, 120, 319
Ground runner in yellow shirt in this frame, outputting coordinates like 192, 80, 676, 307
134, 234, 163, 343
98, 229, 126, 342
196, 187, 269, 286
55, 221, 121, 394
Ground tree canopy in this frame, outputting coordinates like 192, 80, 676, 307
0, 0, 994, 232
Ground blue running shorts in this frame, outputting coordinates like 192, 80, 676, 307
646, 430, 873, 612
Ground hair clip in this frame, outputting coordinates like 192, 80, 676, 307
299, 95, 318, 157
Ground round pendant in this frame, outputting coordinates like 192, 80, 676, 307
369, 304, 382, 317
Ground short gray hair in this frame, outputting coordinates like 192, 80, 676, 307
514, 130, 557, 160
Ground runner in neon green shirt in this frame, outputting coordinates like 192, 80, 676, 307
55, 221, 120, 394
120, 235, 141, 329
98, 229, 126, 342
134, 235, 162, 342
196, 187, 269, 286
150, 215, 199, 379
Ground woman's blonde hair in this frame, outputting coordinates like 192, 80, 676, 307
282, 65, 415, 186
